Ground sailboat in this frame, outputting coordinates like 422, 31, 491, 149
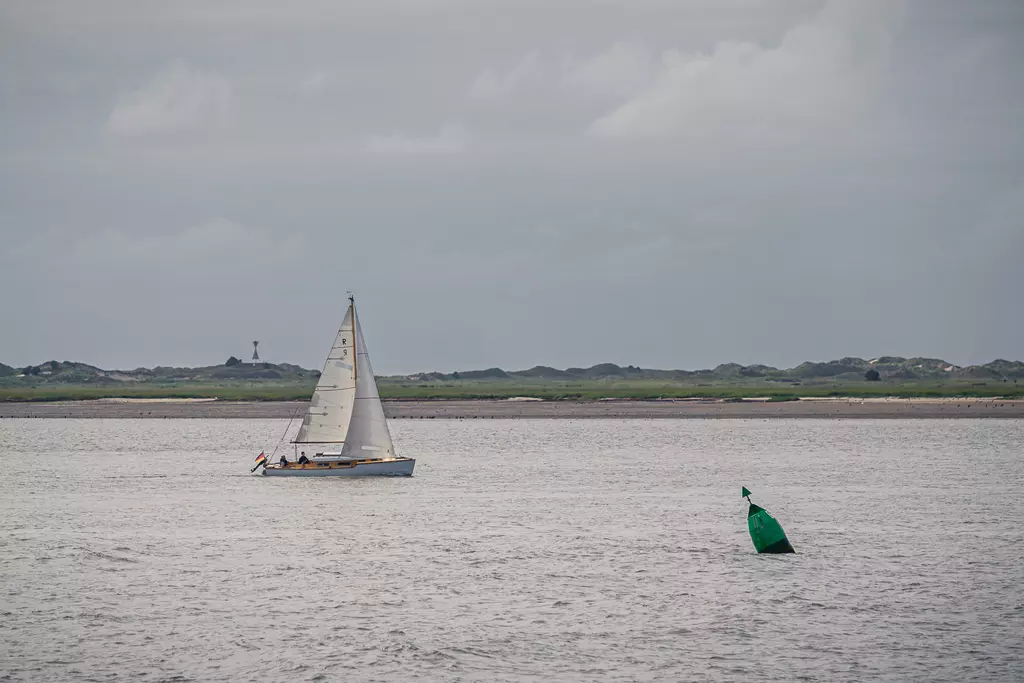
259, 295, 415, 477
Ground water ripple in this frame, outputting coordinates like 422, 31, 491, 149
1, 418, 1022, 681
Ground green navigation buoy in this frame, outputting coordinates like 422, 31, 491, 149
743, 487, 795, 554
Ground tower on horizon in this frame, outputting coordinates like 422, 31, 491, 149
251, 340, 260, 362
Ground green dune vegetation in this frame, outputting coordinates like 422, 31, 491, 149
1, 356, 1023, 402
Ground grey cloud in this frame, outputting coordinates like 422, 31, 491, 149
107, 60, 232, 136
297, 70, 333, 95
590, 1, 905, 137
467, 53, 545, 102
562, 43, 658, 99
364, 125, 471, 157
0, 0, 1022, 373
458, 0, 906, 139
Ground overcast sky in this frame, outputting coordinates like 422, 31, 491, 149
1, 0, 1022, 373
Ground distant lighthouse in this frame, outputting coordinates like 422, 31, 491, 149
251, 340, 260, 362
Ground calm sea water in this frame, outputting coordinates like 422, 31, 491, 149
1, 418, 1022, 682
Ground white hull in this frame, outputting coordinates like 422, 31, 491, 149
262, 458, 415, 477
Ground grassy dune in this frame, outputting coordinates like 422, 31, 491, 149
0, 383, 317, 402
374, 378, 1023, 400
1, 378, 1021, 402
4, 357, 1021, 402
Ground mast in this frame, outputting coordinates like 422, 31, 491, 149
349, 293, 357, 384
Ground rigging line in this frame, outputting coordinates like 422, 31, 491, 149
270, 404, 303, 460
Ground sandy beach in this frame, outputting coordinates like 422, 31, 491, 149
2, 398, 1023, 419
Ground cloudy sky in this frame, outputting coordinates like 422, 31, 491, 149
1, 0, 1022, 373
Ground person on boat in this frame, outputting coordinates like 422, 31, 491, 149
298, 452, 309, 465
279, 454, 288, 467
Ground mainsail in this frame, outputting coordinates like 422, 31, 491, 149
293, 298, 395, 458
293, 307, 355, 446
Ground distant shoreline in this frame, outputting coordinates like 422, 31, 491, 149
4, 357, 1022, 404
2, 398, 1023, 419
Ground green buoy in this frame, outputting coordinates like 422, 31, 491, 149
743, 487, 795, 554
